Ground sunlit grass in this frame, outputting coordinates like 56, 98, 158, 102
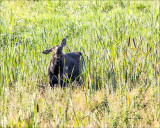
0, 0, 159, 127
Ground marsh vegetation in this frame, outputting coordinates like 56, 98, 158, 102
0, 1, 159, 127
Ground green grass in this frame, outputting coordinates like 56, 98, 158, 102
0, 0, 160, 127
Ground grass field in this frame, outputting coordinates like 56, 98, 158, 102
0, 0, 160, 127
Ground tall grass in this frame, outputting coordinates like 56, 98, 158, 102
0, 1, 159, 127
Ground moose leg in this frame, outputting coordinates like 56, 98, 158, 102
48, 76, 54, 88
60, 75, 67, 87
48, 74, 58, 88
59, 68, 66, 87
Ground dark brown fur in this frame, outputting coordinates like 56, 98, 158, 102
42, 38, 84, 87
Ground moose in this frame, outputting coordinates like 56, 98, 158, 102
42, 38, 84, 87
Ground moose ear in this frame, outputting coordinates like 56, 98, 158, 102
61, 38, 66, 47
42, 48, 52, 54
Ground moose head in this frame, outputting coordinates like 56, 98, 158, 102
42, 38, 83, 88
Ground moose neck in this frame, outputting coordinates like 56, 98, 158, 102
50, 52, 62, 74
